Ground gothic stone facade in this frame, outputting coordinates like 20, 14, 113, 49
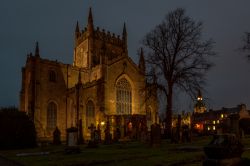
20, 9, 158, 140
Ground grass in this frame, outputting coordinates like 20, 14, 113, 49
1, 136, 249, 166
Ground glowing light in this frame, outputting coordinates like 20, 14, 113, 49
197, 97, 202, 101
217, 120, 219, 124
213, 126, 216, 130
207, 126, 210, 131
213, 120, 215, 124
101, 121, 105, 126
221, 114, 224, 118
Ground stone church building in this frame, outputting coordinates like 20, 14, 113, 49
20, 8, 158, 141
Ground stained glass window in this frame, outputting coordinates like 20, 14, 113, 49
116, 78, 132, 115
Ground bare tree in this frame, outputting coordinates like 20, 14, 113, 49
142, 8, 215, 137
242, 32, 250, 59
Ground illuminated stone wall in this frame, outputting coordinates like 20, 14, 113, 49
20, 9, 158, 141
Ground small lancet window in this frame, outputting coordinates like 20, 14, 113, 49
49, 70, 56, 82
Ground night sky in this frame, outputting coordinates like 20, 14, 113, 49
1, 0, 250, 113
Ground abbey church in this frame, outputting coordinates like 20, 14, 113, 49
20, 8, 158, 140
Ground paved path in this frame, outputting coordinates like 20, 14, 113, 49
0, 156, 23, 166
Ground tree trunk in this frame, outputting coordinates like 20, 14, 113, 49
165, 85, 173, 138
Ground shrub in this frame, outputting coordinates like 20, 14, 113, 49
0, 107, 37, 149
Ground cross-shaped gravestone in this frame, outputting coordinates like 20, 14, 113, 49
88, 123, 96, 141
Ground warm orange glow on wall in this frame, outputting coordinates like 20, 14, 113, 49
195, 123, 203, 131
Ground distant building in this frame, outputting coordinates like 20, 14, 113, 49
19, 8, 158, 141
194, 90, 206, 114
192, 91, 249, 134
172, 111, 191, 128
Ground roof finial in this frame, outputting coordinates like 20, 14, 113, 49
122, 22, 127, 53
139, 47, 145, 73
75, 21, 80, 33
88, 7, 93, 24
35, 41, 39, 57
122, 22, 127, 39
87, 7, 94, 34
75, 21, 80, 39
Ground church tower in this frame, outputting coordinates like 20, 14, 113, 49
73, 7, 94, 68
194, 90, 206, 113
73, 8, 128, 69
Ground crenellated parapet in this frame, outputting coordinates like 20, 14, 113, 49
75, 26, 125, 48
73, 8, 128, 69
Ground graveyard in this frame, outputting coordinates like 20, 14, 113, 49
1, 136, 250, 166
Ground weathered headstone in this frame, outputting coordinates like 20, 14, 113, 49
94, 130, 100, 143
104, 120, 112, 144
181, 125, 190, 143
87, 123, 98, 148
150, 123, 161, 147
65, 127, 80, 154
78, 119, 84, 144
203, 134, 243, 166
53, 127, 61, 145
88, 123, 96, 141
114, 128, 121, 142
97, 124, 101, 143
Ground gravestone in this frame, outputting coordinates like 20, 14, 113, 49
97, 124, 101, 143
53, 127, 61, 145
150, 123, 161, 147
88, 123, 96, 141
140, 130, 148, 143
171, 127, 178, 143
181, 125, 191, 143
78, 119, 84, 144
114, 128, 121, 142
104, 120, 112, 144
203, 134, 243, 165
87, 123, 98, 148
65, 127, 80, 154
94, 130, 100, 143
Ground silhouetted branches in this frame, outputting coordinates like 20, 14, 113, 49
142, 8, 215, 136
242, 32, 250, 59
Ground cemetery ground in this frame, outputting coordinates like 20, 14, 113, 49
1, 136, 250, 166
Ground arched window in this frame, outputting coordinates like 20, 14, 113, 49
116, 78, 132, 115
86, 100, 95, 128
49, 70, 56, 82
47, 102, 57, 131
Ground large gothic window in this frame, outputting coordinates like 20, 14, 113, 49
47, 102, 57, 131
116, 78, 132, 115
86, 100, 95, 128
